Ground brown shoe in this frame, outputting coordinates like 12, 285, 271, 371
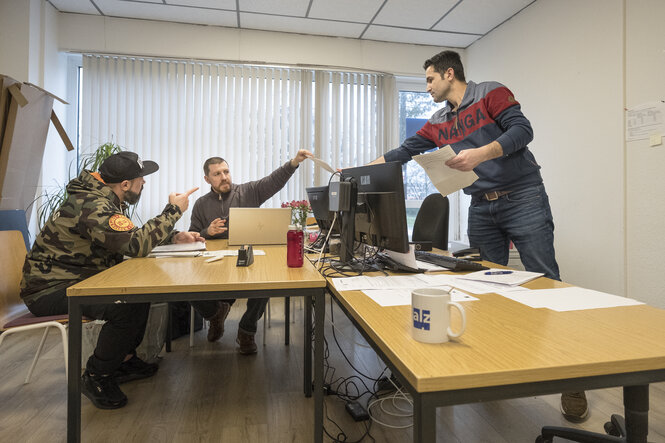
236, 329, 258, 354
560, 391, 589, 423
206, 302, 231, 342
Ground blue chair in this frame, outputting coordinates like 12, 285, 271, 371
0, 209, 31, 250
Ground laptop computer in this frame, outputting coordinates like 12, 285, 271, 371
228, 207, 293, 245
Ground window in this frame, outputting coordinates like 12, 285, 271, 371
396, 76, 469, 246
77, 55, 397, 231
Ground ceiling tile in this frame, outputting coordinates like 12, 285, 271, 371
240, 13, 365, 39
308, 0, 383, 23
96, 0, 238, 26
169, 0, 237, 9
433, 0, 534, 34
49, 0, 101, 14
373, 0, 459, 29
239, 0, 309, 16
362, 25, 479, 48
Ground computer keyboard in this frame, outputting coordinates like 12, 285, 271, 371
415, 250, 489, 272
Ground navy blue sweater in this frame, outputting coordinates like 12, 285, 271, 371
384, 81, 542, 196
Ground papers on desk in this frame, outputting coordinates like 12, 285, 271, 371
363, 288, 476, 307
331, 271, 642, 311
458, 268, 543, 286
330, 274, 479, 307
148, 242, 207, 257
412, 146, 478, 196
202, 249, 266, 257
499, 286, 645, 311
147, 244, 267, 259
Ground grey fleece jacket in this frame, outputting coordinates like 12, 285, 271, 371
188, 160, 298, 239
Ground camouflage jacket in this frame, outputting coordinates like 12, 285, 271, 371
20, 170, 182, 306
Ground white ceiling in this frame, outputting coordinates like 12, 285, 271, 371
48, 0, 536, 48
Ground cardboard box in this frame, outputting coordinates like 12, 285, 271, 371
0, 78, 73, 219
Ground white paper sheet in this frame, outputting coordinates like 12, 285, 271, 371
362, 288, 477, 307
458, 268, 543, 286
625, 101, 665, 141
412, 146, 478, 196
307, 156, 336, 173
151, 242, 207, 253
202, 249, 266, 257
331, 273, 502, 294
511, 287, 645, 312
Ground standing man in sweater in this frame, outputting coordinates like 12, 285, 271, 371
188, 149, 312, 354
369, 50, 587, 423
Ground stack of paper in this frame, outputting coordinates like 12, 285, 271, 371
499, 287, 644, 312
458, 268, 543, 286
148, 242, 206, 258
413, 145, 478, 196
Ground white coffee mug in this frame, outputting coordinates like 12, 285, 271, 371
411, 287, 467, 344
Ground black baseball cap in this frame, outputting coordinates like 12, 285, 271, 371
99, 151, 159, 183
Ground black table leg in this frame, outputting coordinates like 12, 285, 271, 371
413, 393, 435, 443
67, 298, 82, 443
313, 289, 324, 443
624, 384, 649, 443
304, 293, 312, 397
285, 296, 290, 346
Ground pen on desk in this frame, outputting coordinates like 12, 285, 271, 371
484, 270, 513, 275
205, 255, 224, 263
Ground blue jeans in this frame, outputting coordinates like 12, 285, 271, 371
468, 184, 560, 281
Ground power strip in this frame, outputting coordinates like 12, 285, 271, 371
345, 401, 370, 421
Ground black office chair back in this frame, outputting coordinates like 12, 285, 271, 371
412, 194, 449, 250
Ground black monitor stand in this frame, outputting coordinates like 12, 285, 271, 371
338, 178, 357, 265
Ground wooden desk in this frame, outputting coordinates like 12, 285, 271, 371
66, 240, 326, 443
326, 266, 665, 442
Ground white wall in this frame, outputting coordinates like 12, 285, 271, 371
0, 0, 31, 80
625, 0, 665, 308
466, 0, 626, 296
0, 0, 71, 238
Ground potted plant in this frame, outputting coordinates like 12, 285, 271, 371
32, 142, 123, 228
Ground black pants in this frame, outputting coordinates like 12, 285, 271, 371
28, 288, 150, 376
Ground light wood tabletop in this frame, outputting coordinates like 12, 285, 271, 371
68, 240, 326, 297
66, 239, 326, 443
327, 266, 665, 394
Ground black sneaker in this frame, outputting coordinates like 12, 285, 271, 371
81, 370, 128, 409
113, 354, 159, 384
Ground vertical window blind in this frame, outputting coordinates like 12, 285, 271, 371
81, 54, 397, 231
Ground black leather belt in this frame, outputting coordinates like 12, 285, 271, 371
482, 190, 511, 201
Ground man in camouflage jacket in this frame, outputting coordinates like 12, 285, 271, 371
20, 151, 201, 409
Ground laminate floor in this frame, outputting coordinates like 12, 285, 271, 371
1, 297, 664, 442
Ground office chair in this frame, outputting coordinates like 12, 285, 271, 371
0, 231, 70, 383
536, 385, 648, 442
412, 194, 449, 250
0, 209, 31, 250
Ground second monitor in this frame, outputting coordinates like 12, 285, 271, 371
335, 161, 410, 264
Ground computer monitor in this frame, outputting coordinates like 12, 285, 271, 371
334, 162, 409, 265
306, 185, 337, 233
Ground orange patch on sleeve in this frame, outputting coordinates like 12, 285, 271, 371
108, 214, 135, 232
